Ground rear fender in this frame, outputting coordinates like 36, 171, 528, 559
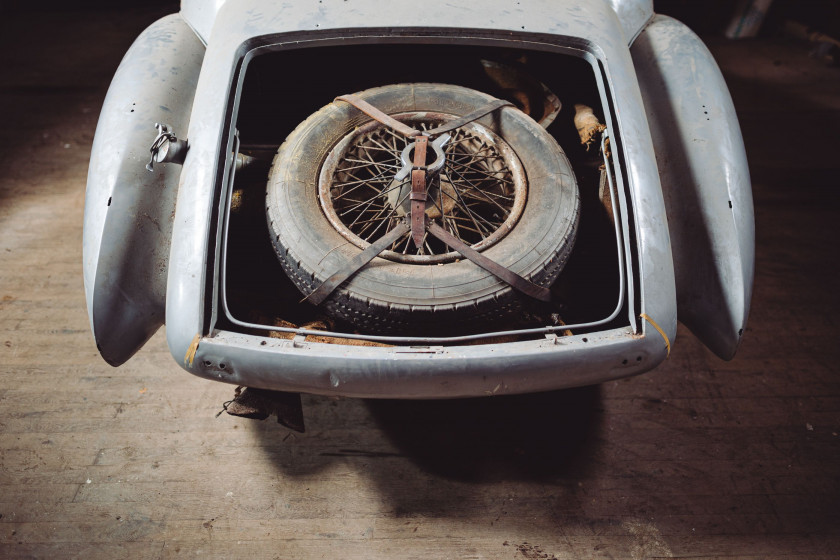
631, 15, 754, 359
83, 14, 204, 365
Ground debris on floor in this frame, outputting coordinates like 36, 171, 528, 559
220, 386, 306, 432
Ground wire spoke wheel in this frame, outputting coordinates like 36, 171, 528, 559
318, 113, 527, 264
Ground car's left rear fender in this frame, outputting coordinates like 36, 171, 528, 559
83, 14, 204, 365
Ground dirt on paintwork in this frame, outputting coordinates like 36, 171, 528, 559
265, 316, 393, 347
249, 309, 569, 348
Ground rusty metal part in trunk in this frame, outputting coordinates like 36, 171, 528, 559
574, 103, 607, 150
481, 59, 562, 128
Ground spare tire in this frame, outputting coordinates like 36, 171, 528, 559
266, 83, 579, 334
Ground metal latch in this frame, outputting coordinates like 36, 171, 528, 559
146, 123, 188, 171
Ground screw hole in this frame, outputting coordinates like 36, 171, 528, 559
260, 340, 267, 346
636, 356, 642, 362
219, 363, 226, 370
622, 359, 628, 365
203, 360, 211, 367
582, 337, 588, 343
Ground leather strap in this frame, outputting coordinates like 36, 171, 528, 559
335, 94, 419, 138
410, 135, 429, 249
423, 99, 514, 136
335, 95, 513, 140
304, 221, 410, 306
426, 221, 553, 303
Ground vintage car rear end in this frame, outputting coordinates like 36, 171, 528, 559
83, 0, 753, 400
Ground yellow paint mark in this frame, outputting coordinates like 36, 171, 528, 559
640, 313, 671, 357
184, 333, 201, 367
139, 388, 147, 394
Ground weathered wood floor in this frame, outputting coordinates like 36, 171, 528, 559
1, 8, 838, 559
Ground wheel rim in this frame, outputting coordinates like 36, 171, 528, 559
318, 112, 528, 264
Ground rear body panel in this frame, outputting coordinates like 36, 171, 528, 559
180, 0, 655, 46
84, 0, 752, 395
163, 0, 677, 396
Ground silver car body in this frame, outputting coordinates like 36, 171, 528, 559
83, 0, 753, 398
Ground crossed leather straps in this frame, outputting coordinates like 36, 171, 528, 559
305, 94, 553, 306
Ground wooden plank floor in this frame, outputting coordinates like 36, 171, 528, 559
1, 8, 839, 559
